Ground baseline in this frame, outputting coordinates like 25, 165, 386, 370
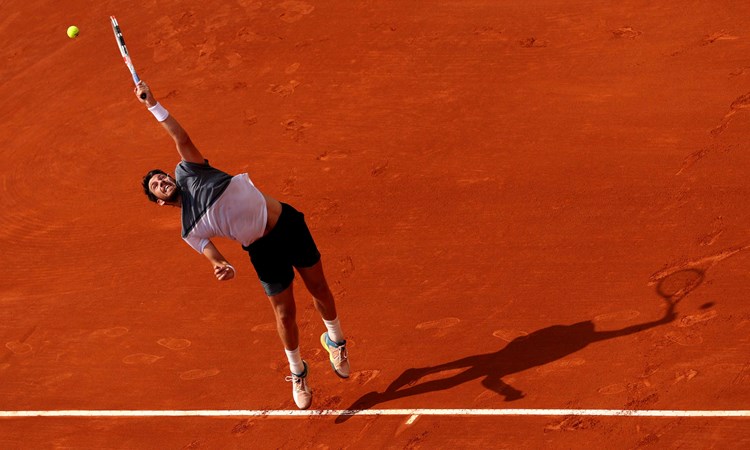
1, 409, 748, 418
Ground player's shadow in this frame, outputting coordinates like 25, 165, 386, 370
336, 268, 704, 423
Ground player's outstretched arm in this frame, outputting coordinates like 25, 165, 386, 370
202, 240, 236, 281
134, 81, 205, 164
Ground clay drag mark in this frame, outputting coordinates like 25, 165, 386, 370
648, 245, 750, 299
670, 31, 739, 58
711, 92, 750, 137
677, 88, 748, 176
0, 326, 37, 363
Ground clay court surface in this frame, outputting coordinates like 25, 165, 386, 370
2, 0, 750, 448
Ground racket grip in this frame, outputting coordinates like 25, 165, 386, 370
131, 72, 146, 99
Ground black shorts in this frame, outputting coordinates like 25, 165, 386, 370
243, 203, 321, 296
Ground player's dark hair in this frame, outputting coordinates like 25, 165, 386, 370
142, 169, 169, 203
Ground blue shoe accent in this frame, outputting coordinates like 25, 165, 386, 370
324, 332, 346, 348
320, 332, 350, 378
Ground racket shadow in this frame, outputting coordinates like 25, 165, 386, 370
336, 269, 704, 424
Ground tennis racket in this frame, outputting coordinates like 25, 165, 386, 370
110, 15, 147, 99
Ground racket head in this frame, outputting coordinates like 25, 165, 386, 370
110, 16, 129, 57
110, 15, 144, 92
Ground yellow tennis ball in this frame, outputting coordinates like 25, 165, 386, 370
67, 25, 79, 39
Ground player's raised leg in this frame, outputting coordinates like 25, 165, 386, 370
298, 261, 351, 378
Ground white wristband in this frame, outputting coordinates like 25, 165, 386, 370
148, 102, 170, 122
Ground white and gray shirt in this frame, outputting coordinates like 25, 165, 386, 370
176, 160, 267, 254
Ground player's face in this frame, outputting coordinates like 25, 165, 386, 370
148, 173, 180, 204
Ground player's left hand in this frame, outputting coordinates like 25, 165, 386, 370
214, 263, 235, 281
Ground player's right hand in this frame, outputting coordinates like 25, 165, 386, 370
135, 81, 156, 107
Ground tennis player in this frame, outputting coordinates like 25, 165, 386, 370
134, 81, 349, 410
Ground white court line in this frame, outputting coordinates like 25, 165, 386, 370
0, 409, 748, 418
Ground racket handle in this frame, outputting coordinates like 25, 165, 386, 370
131, 72, 146, 99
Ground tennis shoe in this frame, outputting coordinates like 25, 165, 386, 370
320, 332, 350, 378
285, 361, 312, 410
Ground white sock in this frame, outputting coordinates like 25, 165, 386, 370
323, 317, 345, 344
284, 347, 305, 375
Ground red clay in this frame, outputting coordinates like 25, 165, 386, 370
1, 0, 749, 448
